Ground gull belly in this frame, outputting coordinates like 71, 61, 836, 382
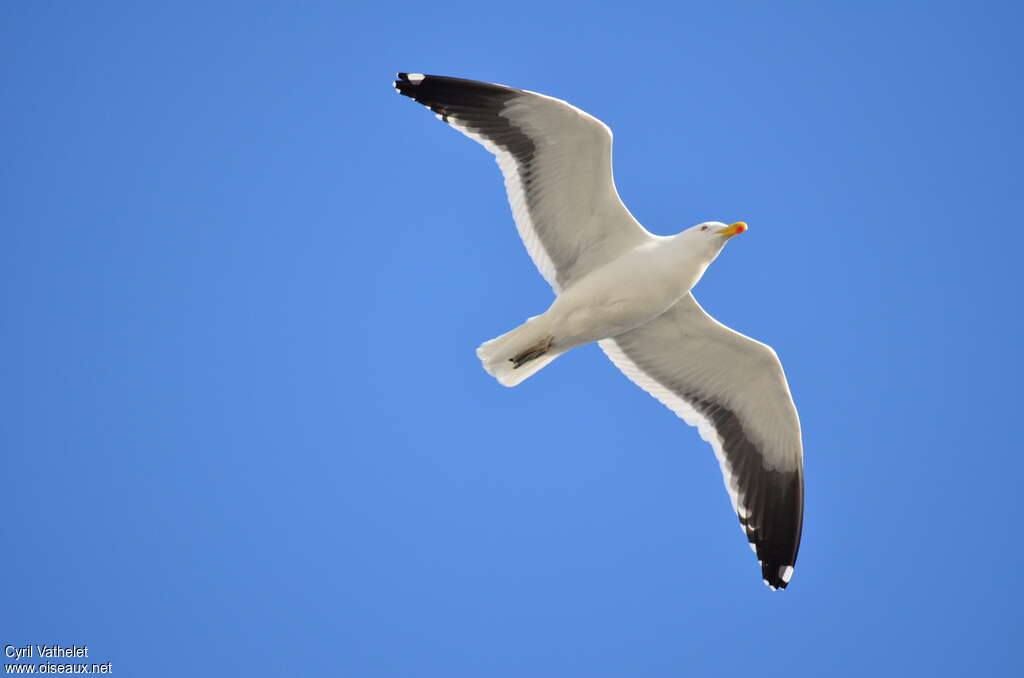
545, 237, 707, 350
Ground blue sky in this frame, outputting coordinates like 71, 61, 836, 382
2, 1, 1021, 675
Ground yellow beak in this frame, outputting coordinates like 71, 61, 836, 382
716, 221, 748, 239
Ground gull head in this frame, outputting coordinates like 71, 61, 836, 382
684, 221, 748, 258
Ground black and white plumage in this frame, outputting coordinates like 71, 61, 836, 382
394, 72, 804, 590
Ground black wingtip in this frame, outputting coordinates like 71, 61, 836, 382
392, 73, 520, 99
393, 73, 428, 99
761, 561, 795, 590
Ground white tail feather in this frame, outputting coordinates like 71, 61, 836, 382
476, 317, 563, 387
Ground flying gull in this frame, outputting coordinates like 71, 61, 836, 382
393, 73, 804, 590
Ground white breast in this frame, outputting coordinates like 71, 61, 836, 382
546, 238, 706, 345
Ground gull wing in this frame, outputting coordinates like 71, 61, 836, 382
394, 73, 652, 292
599, 293, 804, 589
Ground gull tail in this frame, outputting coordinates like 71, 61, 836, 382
476, 316, 563, 387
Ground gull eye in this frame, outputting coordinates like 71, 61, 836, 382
700, 225, 708, 231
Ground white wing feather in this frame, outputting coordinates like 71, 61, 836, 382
600, 293, 804, 589
394, 73, 652, 292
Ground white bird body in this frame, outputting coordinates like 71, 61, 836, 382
394, 72, 805, 591
543, 233, 716, 350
